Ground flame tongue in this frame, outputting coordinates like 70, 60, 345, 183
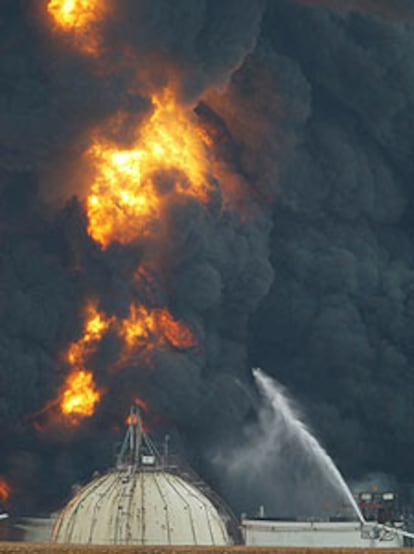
119, 304, 197, 355
58, 301, 107, 423
157, 309, 197, 350
86, 89, 210, 248
47, 0, 99, 29
43, 3, 206, 431
47, 0, 105, 54
118, 304, 156, 350
47, 88, 203, 422
61, 370, 100, 419
52, 301, 196, 425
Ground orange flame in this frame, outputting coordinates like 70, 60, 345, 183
44, 1, 203, 428
51, 300, 194, 425
42, 0, 248, 437
58, 301, 109, 422
64, 301, 112, 367
0, 477, 11, 505
118, 304, 156, 350
86, 89, 210, 248
125, 399, 158, 433
60, 369, 101, 419
157, 309, 197, 349
47, 0, 106, 54
118, 303, 197, 355
125, 398, 148, 425
125, 412, 137, 426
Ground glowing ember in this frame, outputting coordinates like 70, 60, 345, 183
47, 0, 105, 54
60, 369, 101, 418
0, 477, 11, 504
86, 89, 210, 247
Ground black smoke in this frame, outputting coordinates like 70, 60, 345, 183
243, 0, 414, 515
1, 0, 414, 520
102, 0, 267, 101
297, 0, 414, 23
0, 0, 272, 514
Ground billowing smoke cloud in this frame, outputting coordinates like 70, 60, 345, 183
0, 2, 146, 176
1, 0, 414, 520
102, 0, 267, 101
297, 0, 414, 23
0, 0, 275, 513
248, 0, 414, 501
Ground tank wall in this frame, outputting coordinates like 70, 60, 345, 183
52, 470, 229, 545
242, 520, 403, 548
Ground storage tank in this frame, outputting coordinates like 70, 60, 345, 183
52, 406, 230, 545
241, 518, 404, 548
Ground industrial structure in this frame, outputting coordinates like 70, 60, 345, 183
241, 518, 404, 547
241, 492, 410, 548
51, 405, 232, 545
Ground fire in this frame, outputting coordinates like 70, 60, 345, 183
125, 411, 137, 426
86, 89, 210, 247
51, 300, 195, 424
60, 370, 101, 419
118, 303, 197, 354
59, 301, 108, 421
47, 0, 99, 29
86, 145, 161, 247
45, 5, 204, 430
65, 301, 111, 367
126, 398, 148, 425
118, 304, 156, 350
157, 309, 197, 349
0, 477, 11, 505
46, 0, 105, 54
125, 399, 158, 433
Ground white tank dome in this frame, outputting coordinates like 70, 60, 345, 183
52, 469, 230, 545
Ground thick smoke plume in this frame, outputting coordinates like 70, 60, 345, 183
249, 0, 414, 503
1, 0, 414, 518
1, 0, 274, 514
297, 0, 414, 23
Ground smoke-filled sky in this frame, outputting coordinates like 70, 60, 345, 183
1, 0, 414, 517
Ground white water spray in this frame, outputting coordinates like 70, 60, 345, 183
253, 368, 364, 523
